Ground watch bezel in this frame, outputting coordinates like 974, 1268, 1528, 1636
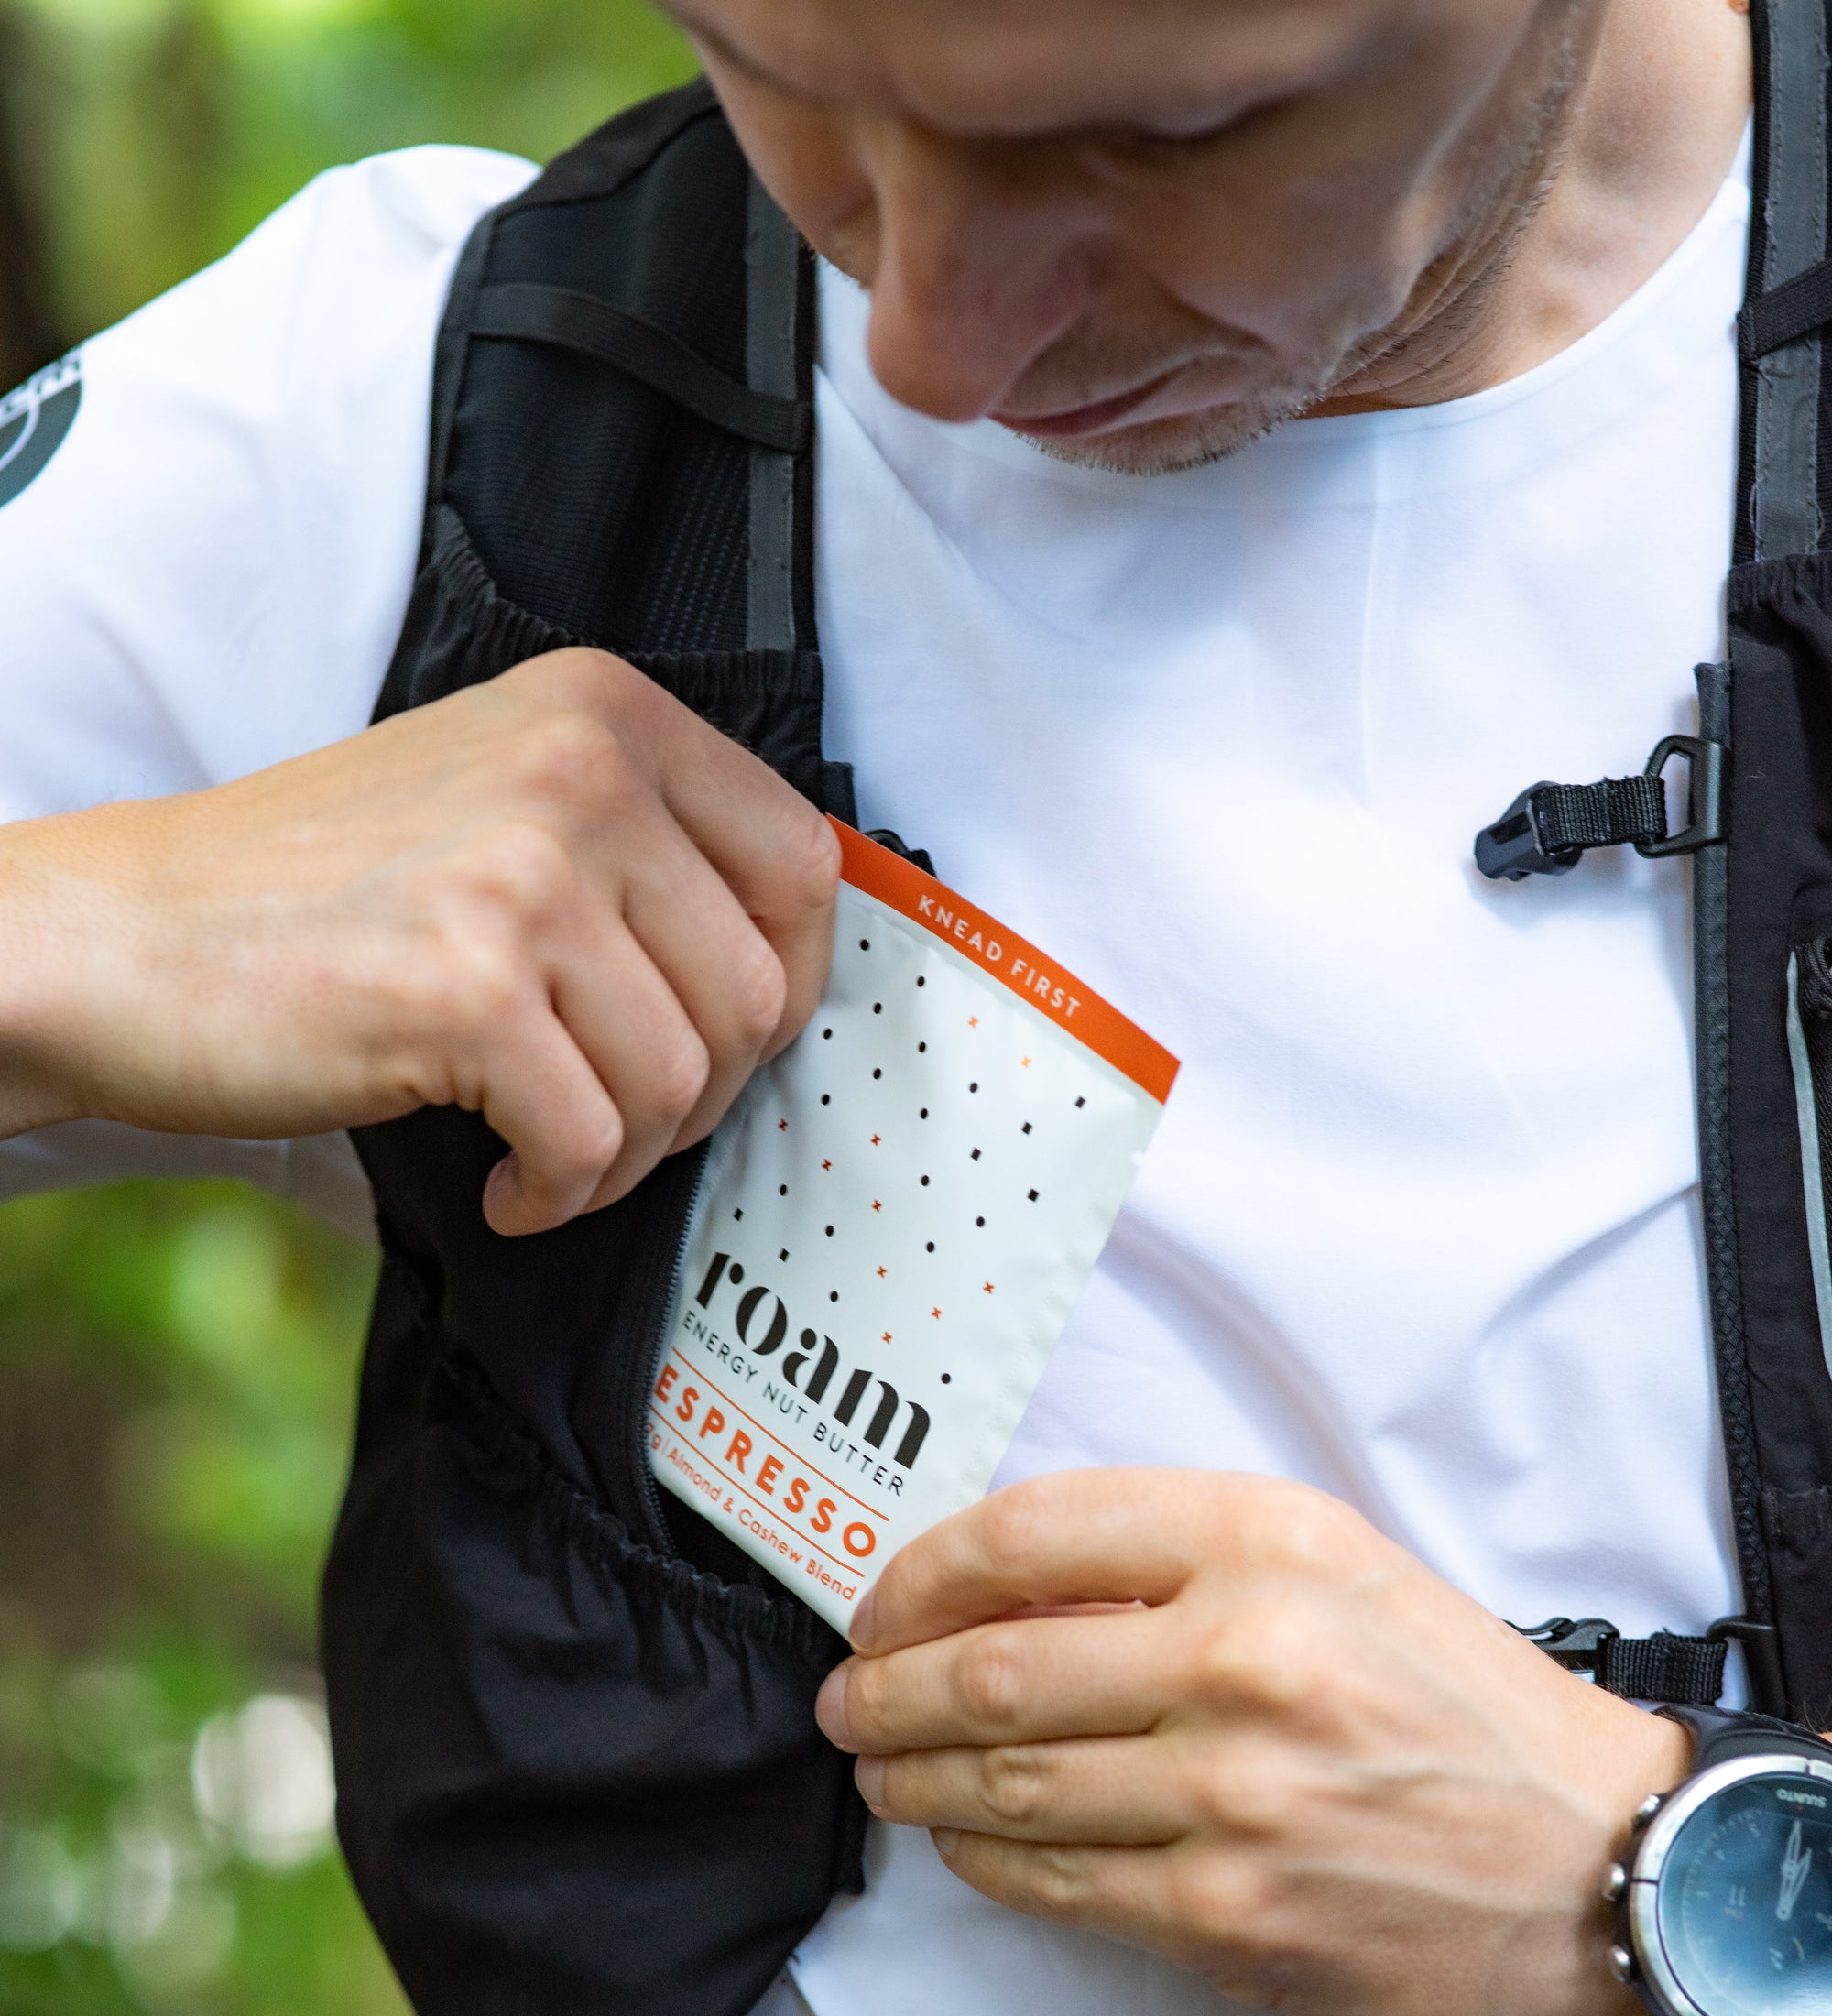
1626, 1749, 1832, 2016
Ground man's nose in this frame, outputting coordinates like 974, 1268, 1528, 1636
859, 126, 1099, 423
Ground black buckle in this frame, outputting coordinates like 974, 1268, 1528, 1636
1636, 735, 1725, 860
1474, 732, 1726, 881
1515, 1616, 1621, 1674
1707, 1616, 1787, 1716
1473, 784, 1584, 880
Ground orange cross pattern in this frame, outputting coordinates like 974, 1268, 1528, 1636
822, 1160, 833, 1171
877, 1266, 887, 1279
1021, 1057, 1032, 1069
872, 1200, 882, 1213
983, 1282, 995, 1294
882, 1332, 893, 1345
871, 1134, 882, 1147
931, 1307, 943, 1320
778, 1117, 789, 1130
968, 1016, 979, 1029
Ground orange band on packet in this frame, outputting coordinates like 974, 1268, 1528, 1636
832, 819, 1179, 1105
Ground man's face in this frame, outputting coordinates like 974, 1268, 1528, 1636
673, 0, 1600, 473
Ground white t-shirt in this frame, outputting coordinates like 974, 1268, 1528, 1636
0, 136, 1751, 2016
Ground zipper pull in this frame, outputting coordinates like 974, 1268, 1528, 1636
866, 829, 935, 877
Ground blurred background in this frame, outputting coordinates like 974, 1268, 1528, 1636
0, 1, 695, 2008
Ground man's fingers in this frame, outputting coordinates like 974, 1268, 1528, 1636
933, 1834, 1254, 1982
857, 1472, 1215, 1653
608, 818, 794, 1150
858, 1734, 1185, 1846
675, 790, 838, 1065
516, 648, 841, 1060
476, 1007, 627, 1237
615, 667, 841, 1055
822, 1607, 1171, 1753
857, 1470, 1368, 1655
499, 648, 839, 1128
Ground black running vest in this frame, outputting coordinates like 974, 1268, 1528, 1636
322, 9, 1832, 2010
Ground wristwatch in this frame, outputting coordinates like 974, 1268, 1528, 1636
1607, 1705, 1832, 2014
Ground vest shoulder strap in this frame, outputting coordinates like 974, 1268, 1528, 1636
375, 77, 845, 823
1712, 0, 1832, 1720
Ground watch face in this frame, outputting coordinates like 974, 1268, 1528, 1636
1656, 1771, 1832, 2013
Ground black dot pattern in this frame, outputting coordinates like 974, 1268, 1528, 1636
656, 877, 1165, 1632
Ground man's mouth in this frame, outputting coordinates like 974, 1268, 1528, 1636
990, 367, 1182, 440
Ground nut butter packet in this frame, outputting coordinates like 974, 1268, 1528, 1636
648, 822, 1179, 1633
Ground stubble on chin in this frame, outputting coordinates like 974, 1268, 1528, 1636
1009, 376, 1326, 476
1013, 5, 1592, 481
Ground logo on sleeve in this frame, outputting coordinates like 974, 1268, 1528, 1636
0, 354, 82, 510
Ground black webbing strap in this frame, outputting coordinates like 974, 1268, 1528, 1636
745, 180, 802, 651
1742, 0, 1831, 561
1515, 1618, 1731, 1705
470, 281, 814, 454
1740, 253, 1832, 358
1531, 775, 1667, 855
1598, 1633, 1730, 1705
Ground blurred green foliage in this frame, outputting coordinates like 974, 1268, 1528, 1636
0, 1184, 392, 2013
13, 0, 697, 346
0, 0, 697, 2008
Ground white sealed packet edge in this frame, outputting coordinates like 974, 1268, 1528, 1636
647, 822, 1180, 1632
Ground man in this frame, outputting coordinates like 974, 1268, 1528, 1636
0, 0, 1777, 2011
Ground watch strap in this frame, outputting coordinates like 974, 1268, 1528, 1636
1658, 1702, 1832, 1768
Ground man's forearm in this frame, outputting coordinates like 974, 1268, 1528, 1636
0, 649, 841, 1228
0, 813, 100, 1139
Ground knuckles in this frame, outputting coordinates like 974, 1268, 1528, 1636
1231, 1478, 1378, 1577
414, 922, 531, 1043
645, 1029, 714, 1128
975, 1744, 1051, 1830
499, 704, 634, 819
776, 801, 844, 915
1018, 1844, 1100, 1922
973, 1480, 1057, 1588
1182, 1742, 1299, 1842
953, 1634, 1030, 1735
726, 940, 791, 1052
447, 820, 577, 923
1189, 1602, 1336, 1721
1162, 1853, 1280, 1962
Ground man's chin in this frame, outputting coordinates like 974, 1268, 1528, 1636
1006, 384, 1321, 477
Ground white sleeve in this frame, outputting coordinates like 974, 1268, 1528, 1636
0, 143, 539, 1230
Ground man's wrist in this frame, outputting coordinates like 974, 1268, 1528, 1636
1559, 1704, 1693, 2016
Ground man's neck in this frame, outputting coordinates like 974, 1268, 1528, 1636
1314, 0, 1752, 417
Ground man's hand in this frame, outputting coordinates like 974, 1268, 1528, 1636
815, 1470, 1690, 2015
0, 648, 839, 1234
